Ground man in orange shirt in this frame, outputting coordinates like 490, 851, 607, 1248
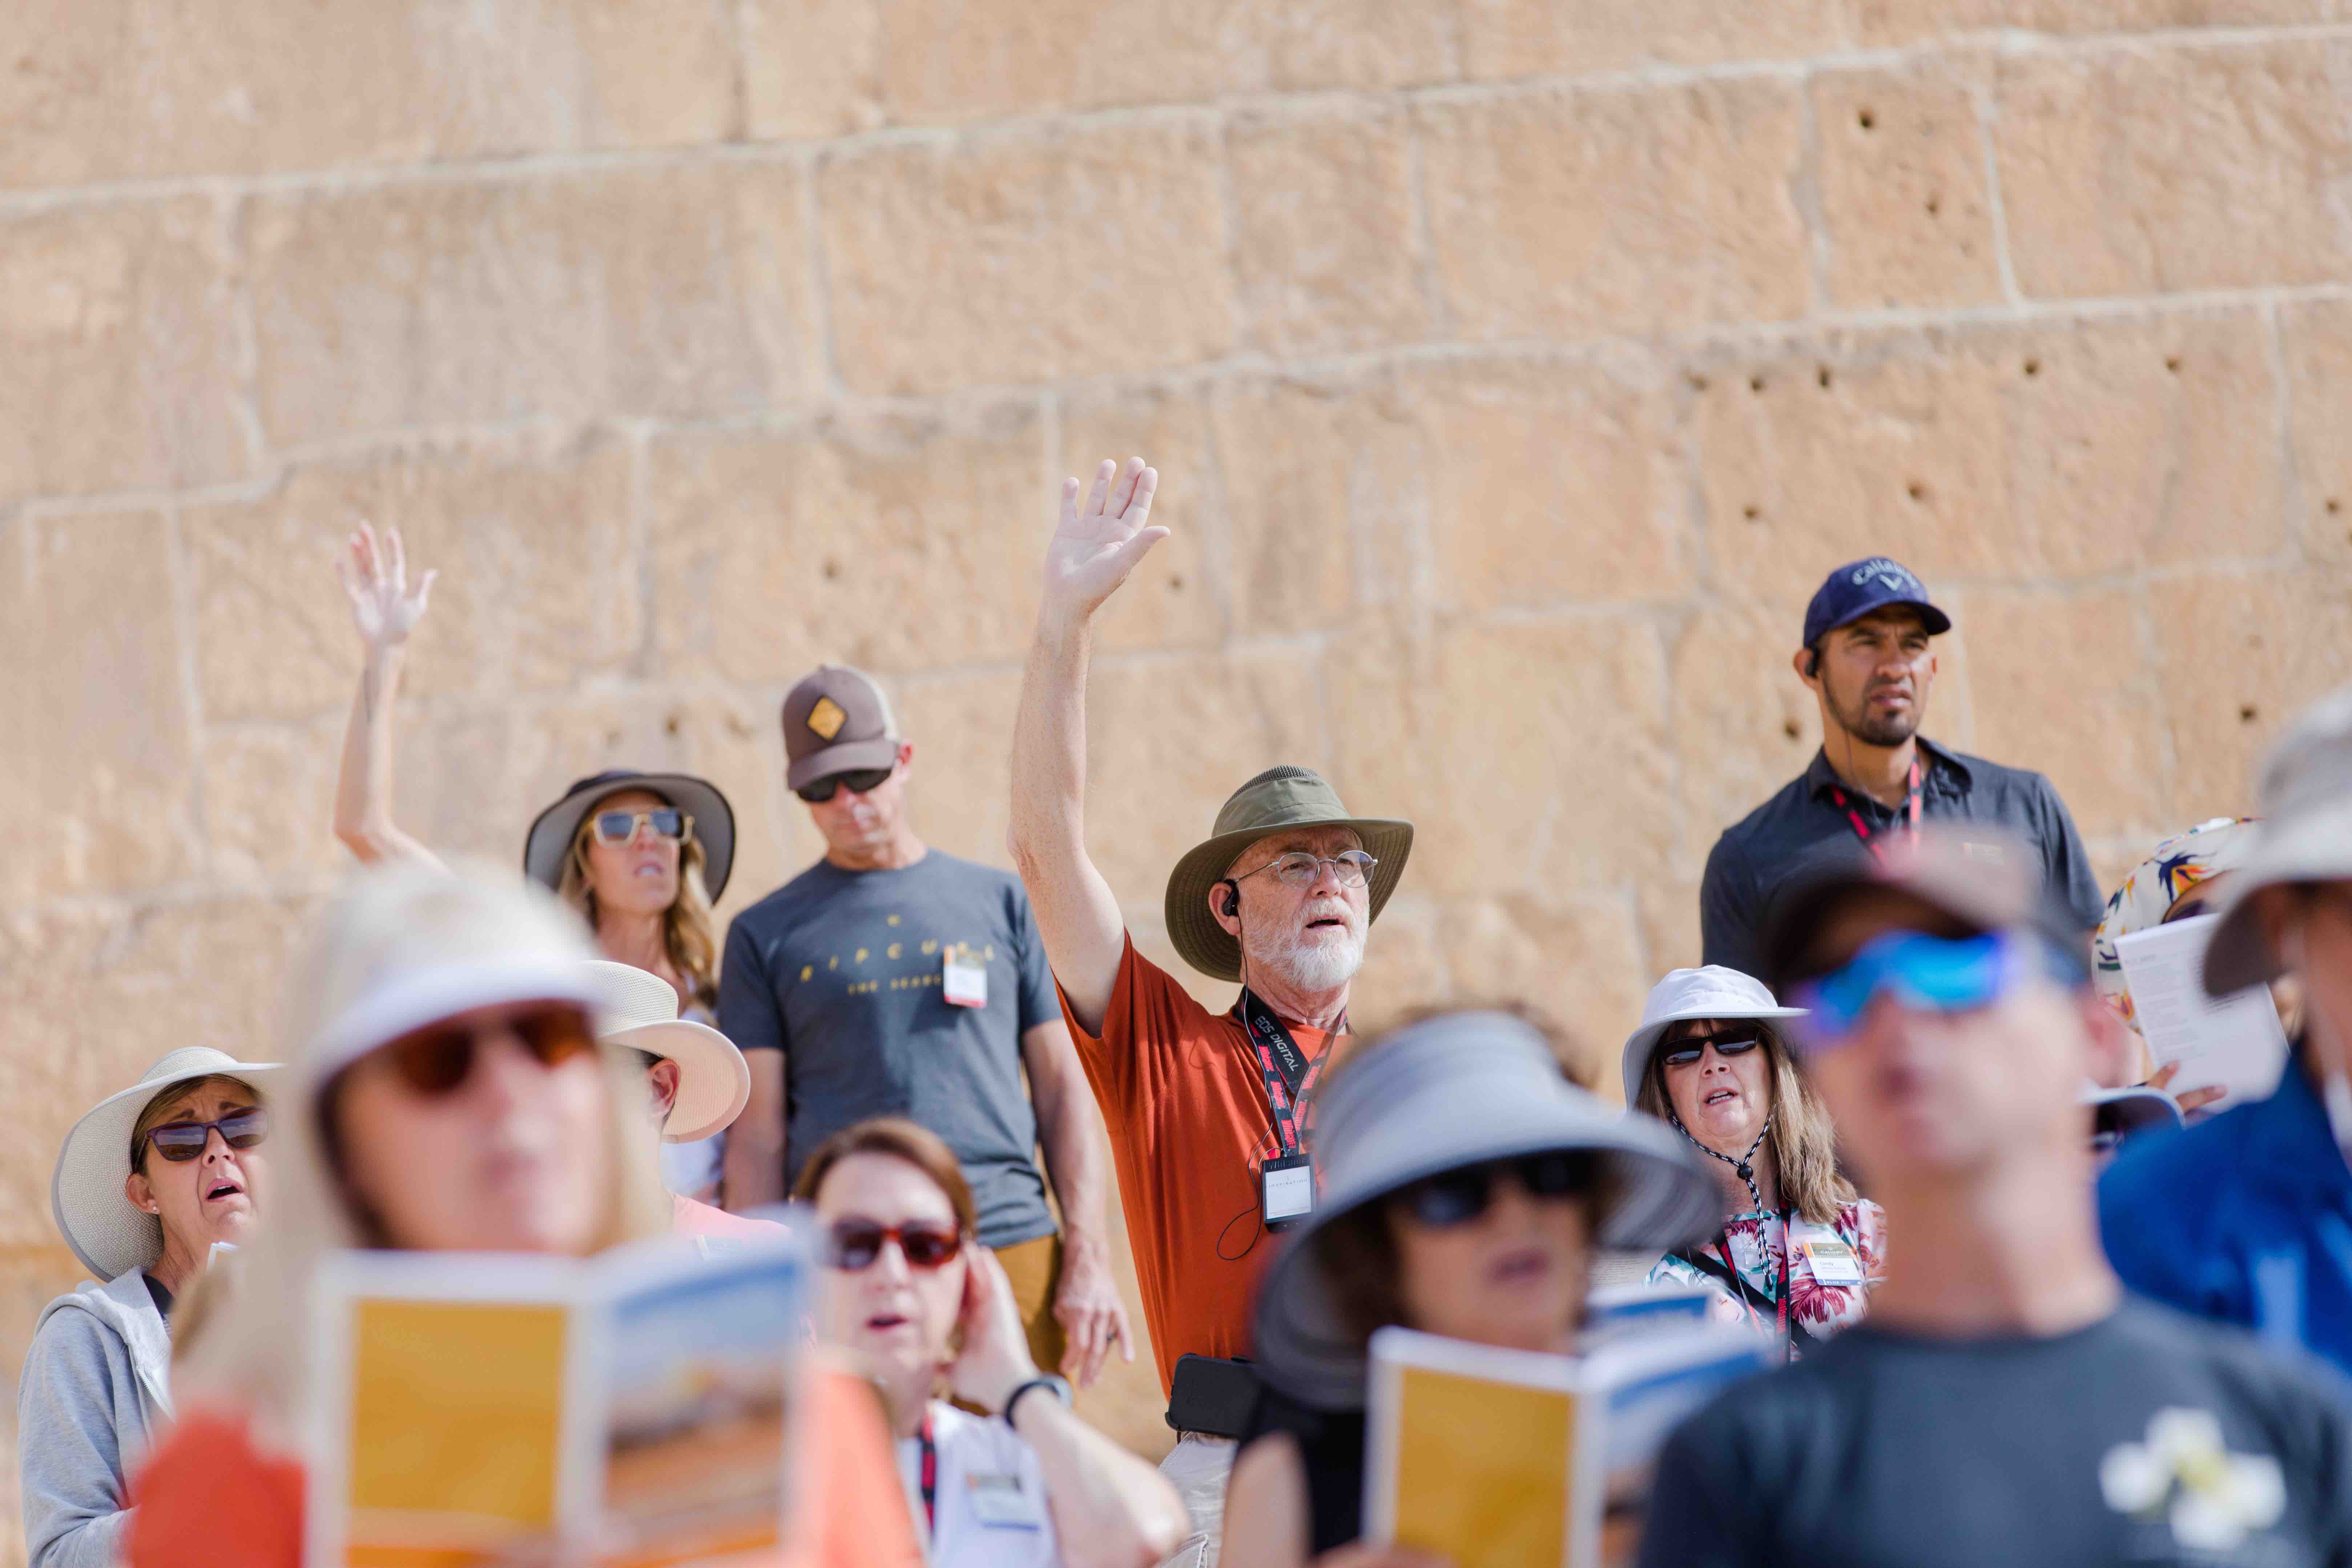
1008, 456, 1414, 1564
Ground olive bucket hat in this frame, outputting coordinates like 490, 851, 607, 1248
1164, 766, 1413, 982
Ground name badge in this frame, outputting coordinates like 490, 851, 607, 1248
944, 944, 988, 1009
1261, 1154, 1314, 1231
966, 1473, 1043, 1530
1800, 1236, 1865, 1287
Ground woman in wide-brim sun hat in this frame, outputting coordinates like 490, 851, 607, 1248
1220, 1009, 1719, 1561
22, 1048, 280, 1568
328, 523, 739, 1198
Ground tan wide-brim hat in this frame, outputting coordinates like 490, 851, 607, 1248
2207, 684, 2352, 994
53, 1048, 283, 1282
1163, 765, 1413, 983
585, 960, 751, 1143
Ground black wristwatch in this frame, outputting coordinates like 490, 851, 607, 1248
1003, 1374, 1073, 1425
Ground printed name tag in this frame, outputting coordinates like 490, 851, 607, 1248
1800, 1236, 1865, 1287
966, 1473, 1043, 1529
1261, 1155, 1314, 1230
943, 945, 988, 1008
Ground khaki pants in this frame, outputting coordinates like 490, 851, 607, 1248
993, 1231, 1067, 1376
1155, 1432, 1236, 1568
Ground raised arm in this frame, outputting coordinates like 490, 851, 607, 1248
331, 524, 445, 870
1007, 457, 1165, 1033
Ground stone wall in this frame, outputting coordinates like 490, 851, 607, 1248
8, 0, 2352, 1550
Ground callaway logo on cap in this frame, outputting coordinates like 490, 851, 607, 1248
1801, 555, 1954, 649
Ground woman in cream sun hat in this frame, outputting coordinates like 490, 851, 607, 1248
21, 1048, 281, 1568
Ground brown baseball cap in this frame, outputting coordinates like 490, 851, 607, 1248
781, 664, 901, 791
1758, 825, 2054, 993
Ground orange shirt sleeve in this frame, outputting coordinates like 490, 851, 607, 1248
126, 1407, 305, 1568
1056, 933, 1218, 1126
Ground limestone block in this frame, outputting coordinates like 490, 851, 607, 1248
7, 512, 196, 902
1638, 874, 1706, 984
1402, 355, 1689, 612
746, 0, 1454, 133
200, 717, 350, 884
0, 0, 736, 189
0, 199, 244, 502
1813, 61, 2004, 310
1211, 373, 1423, 635
1328, 617, 1674, 899
819, 121, 1233, 395
2150, 571, 2352, 819
1078, 649, 1326, 912
1419, 80, 1809, 340
1344, 895, 1459, 1035
1694, 312, 2279, 594
1963, 586, 2169, 838
1439, 894, 1651, 1097
1856, 0, 2352, 47
1995, 43, 2352, 298
1231, 108, 1429, 358
249, 161, 817, 448
0, 895, 317, 1249
2282, 300, 2352, 564
891, 668, 1026, 869
1458, 0, 1847, 76
1669, 598, 1823, 864
186, 432, 637, 722
648, 404, 1051, 684
1055, 386, 1224, 652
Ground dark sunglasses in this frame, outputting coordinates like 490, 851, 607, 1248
372, 1004, 597, 1097
824, 1218, 964, 1271
591, 808, 688, 845
1658, 1032, 1764, 1070
144, 1107, 269, 1164
796, 767, 894, 805
1394, 1152, 1592, 1229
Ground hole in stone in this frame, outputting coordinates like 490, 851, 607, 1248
1743, 504, 1761, 521
1168, 574, 1185, 591
664, 713, 682, 737
1857, 108, 1875, 130
1817, 366, 1833, 389
1687, 372, 1711, 392
822, 558, 841, 580
2165, 355, 2182, 373
1749, 374, 1767, 393
1782, 719, 1801, 740
2240, 703, 2260, 723
2023, 358, 2040, 377
1906, 480, 1928, 503
1925, 194, 1941, 216
2328, 497, 2341, 515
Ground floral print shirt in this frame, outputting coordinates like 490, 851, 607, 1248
1647, 1198, 1887, 1353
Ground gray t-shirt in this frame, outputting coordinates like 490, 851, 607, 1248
718, 850, 1059, 1248
1639, 1298, 2352, 1568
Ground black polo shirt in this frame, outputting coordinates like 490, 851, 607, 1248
1699, 737, 2103, 980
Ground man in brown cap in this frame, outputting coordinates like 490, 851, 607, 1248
1010, 457, 1413, 1553
718, 662, 1131, 1387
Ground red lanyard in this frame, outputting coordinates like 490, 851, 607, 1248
1828, 758, 1923, 860
1239, 988, 1334, 1156
917, 1412, 937, 1537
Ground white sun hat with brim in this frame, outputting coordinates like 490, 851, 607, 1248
1250, 1011, 1721, 1411
2206, 684, 2352, 995
52, 1048, 285, 1283
2083, 1081, 2183, 1141
1618, 967, 1807, 1110
585, 960, 750, 1143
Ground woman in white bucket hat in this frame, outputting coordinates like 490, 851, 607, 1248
1221, 1009, 1719, 1562
1622, 966, 1884, 1357
19, 1048, 280, 1568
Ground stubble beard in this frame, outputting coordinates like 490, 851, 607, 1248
1830, 685, 1924, 749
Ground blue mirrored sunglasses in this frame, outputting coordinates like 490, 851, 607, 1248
1783, 929, 2032, 1053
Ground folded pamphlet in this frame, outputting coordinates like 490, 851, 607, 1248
305, 1230, 809, 1568
2114, 913, 2290, 1109
1364, 1322, 1772, 1568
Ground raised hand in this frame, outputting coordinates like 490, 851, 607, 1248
335, 522, 436, 652
1041, 456, 1164, 628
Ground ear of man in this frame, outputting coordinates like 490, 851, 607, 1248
1211, 879, 1240, 932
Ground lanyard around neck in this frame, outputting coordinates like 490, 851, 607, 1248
1829, 756, 1923, 859
1238, 987, 1334, 1157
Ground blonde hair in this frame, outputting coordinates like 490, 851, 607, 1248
557, 798, 721, 1009
1633, 1023, 1854, 1226
175, 862, 669, 1440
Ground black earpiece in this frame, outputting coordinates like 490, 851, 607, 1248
1804, 646, 1821, 678
1219, 882, 1239, 919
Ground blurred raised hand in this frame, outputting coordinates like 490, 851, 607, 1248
1039, 457, 1163, 628
335, 522, 436, 652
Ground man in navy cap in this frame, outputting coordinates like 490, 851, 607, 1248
1699, 556, 2103, 979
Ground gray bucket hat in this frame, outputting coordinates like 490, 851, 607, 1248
522, 769, 737, 903
1164, 766, 1413, 982
2206, 684, 2352, 994
1250, 1012, 1720, 1410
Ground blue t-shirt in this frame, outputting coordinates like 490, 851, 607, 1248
718, 850, 1059, 1248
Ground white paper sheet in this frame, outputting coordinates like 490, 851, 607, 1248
2114, 913, 2290, 1108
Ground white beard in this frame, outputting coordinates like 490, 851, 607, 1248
1246, 901, 1366, 992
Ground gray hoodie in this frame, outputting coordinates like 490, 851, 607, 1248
17, 1269, 172, 1568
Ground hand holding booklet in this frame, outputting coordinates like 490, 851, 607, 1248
1364, 1322, 1773, 1568
305, 1229, 809, 1568
2114, 912, 2290, 1109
